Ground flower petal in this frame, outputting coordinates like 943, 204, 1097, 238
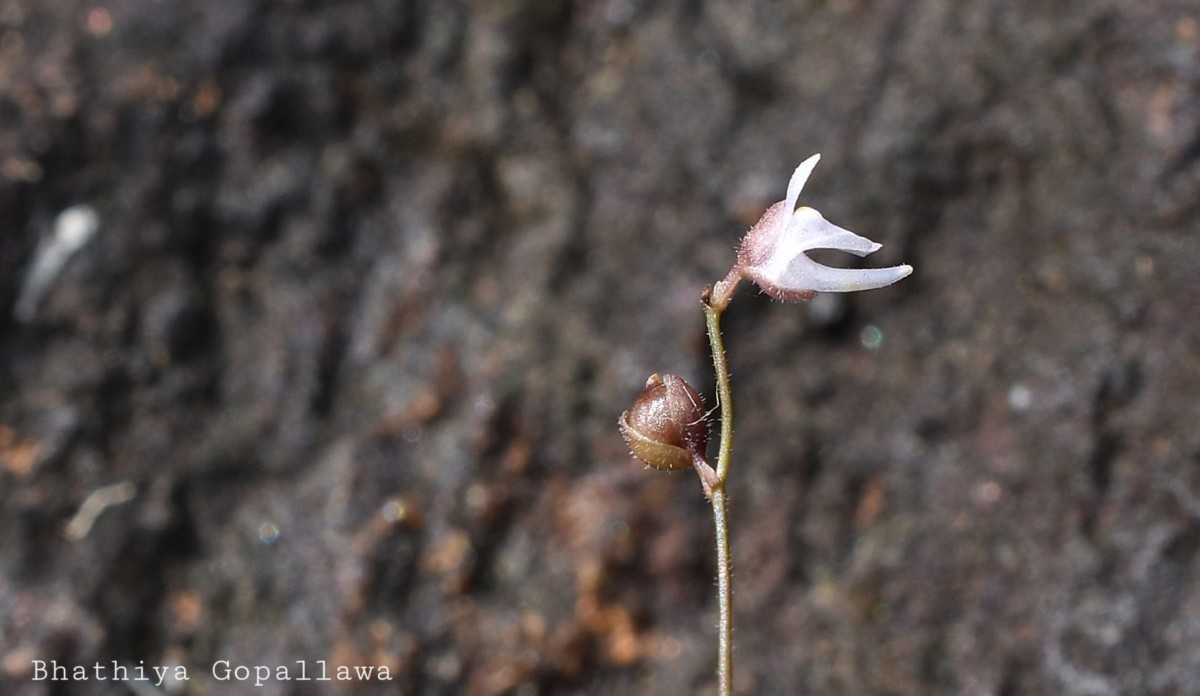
734, 154, 913, 301
780, 255, 913, 294
784, 154, 821, 216
788, 207, 881, 257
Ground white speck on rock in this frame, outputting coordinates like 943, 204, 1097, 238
1008, 383, 1034, 412
14, 205, 100, 322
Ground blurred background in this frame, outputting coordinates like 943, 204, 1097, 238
2, 1, 1199, 694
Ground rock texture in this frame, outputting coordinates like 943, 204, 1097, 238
2, 1, 1199, 694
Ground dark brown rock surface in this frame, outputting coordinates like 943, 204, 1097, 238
2, 1, 1199, 694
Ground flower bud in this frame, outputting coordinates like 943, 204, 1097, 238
618, 374, 709, 471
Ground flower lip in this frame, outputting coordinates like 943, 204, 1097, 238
736, 154, 912, 301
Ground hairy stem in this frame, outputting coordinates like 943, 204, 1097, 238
711, 485, 733, 696
704, 303, 734, 483
703, 299, 734, 695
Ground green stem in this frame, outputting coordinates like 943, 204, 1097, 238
704, 303, 734, 483
711, 485, 733, 696
703, 300, 734, 695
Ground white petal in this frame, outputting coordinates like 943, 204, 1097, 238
788, 207, 881, 257
784, 154, 821, 215
780, 255, 913, 294
737, 154, 913, 300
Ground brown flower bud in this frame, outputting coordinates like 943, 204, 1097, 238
618, 374, 709, 471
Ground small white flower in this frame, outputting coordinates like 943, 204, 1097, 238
735, 154, 912, 302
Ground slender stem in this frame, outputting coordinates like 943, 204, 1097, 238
704, 303, 734, 482
703, 299, 734, 695
711, 485, 733, 696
